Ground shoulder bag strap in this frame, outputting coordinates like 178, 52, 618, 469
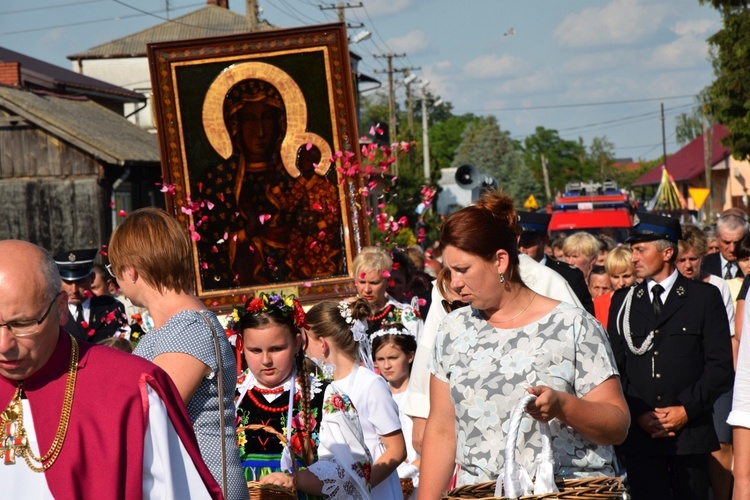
198, 311, 228, 497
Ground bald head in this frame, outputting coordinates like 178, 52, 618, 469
0, 241, 67, 380
0, 240, 61, 303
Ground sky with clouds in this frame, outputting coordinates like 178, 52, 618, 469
1, 0, 722, 162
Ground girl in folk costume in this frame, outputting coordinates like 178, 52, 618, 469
371, 324, 420, 499
233, 293, 371, 499
305, 299, 407, 500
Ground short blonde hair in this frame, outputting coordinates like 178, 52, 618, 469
605, 247, 633, 276
563, 232, 600, 260
678, 224, 707, 257
352, 246, 392, 278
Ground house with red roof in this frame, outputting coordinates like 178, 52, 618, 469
631, 124, 748, 219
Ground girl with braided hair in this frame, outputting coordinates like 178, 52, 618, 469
305, 299, 407, 500
234, 293, 371, 498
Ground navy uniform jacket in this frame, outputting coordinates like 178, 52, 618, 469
544, 258, 595, 315
607, 273, 733, 455
702, 251, 744, 279
64, 296, 128, 343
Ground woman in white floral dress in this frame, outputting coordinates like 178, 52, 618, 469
418, 192, 630, 499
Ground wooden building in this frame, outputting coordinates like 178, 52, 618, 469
0, 48, 162, 254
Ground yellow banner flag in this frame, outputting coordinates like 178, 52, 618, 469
688, 188, 710, 210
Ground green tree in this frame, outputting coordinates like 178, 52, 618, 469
675, 109, 704, 146
701, 1, 750, 159
522, 127, 589, 199
587, 136, 617, 181
451, 116, 515, 183
505, 150, 543, 209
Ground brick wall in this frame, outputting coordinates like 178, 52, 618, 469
0, 62, 20, 86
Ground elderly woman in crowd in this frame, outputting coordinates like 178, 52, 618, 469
108, 207, 247, 500
352, 246, 423, 337
418, 191, 629, 498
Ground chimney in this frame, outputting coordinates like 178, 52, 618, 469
207, 0, 229, 7
0, 62, 21, 86
246, 0, 259, 29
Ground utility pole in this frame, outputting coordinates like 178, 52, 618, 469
374, 53, 406, 176
402, 67, 421, 141
541, 154, 551, 201
421, 85, 431, 182
319, 2, 364, 25
703, 110, 714, 221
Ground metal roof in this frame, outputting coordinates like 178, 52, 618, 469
0, 46, 144, 102
632, 124, 732, 186
0, 85, 159, 165
68, 6, 276, 60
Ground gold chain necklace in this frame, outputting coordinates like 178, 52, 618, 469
0, 333, 78, 472
493, 292, 538, 324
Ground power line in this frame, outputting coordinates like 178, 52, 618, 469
0, 1, 203, 36
0, 0, 106, 15
485, 94, 698, 113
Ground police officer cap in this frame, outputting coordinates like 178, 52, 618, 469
54, 248, 97, 281
518, 212, 551, 241
625, 213, 682, 244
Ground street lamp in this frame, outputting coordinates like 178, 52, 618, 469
350, 30, 371, 44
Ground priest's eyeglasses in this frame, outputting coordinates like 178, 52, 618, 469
0, 293, 61, 337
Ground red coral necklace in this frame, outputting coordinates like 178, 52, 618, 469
367, 304, 394, 323
247, 388, 300, 413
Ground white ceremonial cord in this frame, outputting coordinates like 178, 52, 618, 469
616, 287, 655, 356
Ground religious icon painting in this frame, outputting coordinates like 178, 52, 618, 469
147, 23, 368, 307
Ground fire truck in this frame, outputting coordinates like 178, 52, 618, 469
548, 180, 634, 241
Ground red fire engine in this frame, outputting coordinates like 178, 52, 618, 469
549, 180, 634, 241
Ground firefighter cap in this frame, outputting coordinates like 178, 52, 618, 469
625, 213, 681, 245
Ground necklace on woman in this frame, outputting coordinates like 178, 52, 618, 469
0, 333, 78, 472
493, 292, 538, 324
367, 303, 394, 323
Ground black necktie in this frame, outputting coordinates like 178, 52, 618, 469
75, 303, 84, 322
651, 284, 664, 318
724, 262, 733, 280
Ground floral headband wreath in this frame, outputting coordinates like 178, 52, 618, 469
370, 323, 416, 344
338, 300, 374, 371
230, 292, 308, 333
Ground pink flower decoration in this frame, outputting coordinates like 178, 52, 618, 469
259, 214, 271, 224
381, 270, 391, 278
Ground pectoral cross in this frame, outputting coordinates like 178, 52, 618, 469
2, 421, 27, 465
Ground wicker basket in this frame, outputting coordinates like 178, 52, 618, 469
238, 424, 297, 500
442, 476, 625, 499
401, 477, 415, 499
442, 394, 626, 500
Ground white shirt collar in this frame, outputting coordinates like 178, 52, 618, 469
647, 269, 679, 300
719, 254, 736, 274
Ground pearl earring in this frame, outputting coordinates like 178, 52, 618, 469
499, 273, 505, 284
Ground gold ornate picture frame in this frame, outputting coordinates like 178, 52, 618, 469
148, 23, 367, 307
